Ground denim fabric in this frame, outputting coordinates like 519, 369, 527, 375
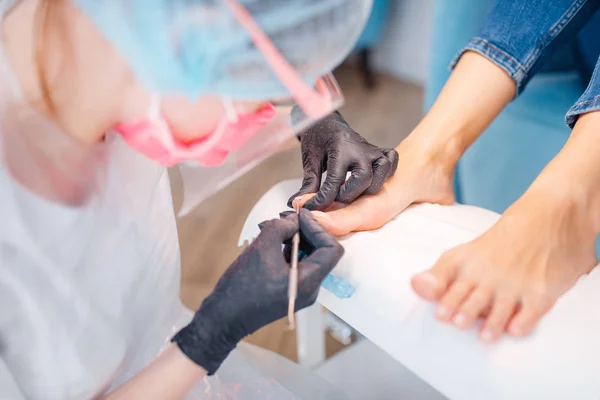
566, 53, 600, 126
450, 0, 600, 127
576, 9, 600, 81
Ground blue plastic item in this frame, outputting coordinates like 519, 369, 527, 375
321, 274, 356, 299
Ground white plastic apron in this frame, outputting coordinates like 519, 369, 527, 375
0, 130, 185, 398
0, 2, 349, 399
0, 0, 183, 396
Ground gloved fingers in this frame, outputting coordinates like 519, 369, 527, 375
264, 211, 300, 247
384, 148, 399, 174
258, 214, 295, 232
364, 155, 392, 196
296, 273, 321, 308
282, 197, 340, 216
298, 247, 343, 290
282, 209, 313, 263
336, 162, 373, 203
293, 194, 345, 212
288, 180, 321, 208
303, 156, 347, 211
297, 211, 345, 287
257, 214, 299, 243
287, 158, 323, 207
283, 242, 292, 263
364, 149, 398, 196
279, 210, 296, 219
284, 220, 315, 262
289, 193, 316, 210
283, 239, 312, 263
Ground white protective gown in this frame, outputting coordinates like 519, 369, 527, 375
0, 2, 184, 390
0, 1, 349, 398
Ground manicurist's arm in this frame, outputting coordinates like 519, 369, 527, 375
104, 344, 206, 400
106, 210, 343, 399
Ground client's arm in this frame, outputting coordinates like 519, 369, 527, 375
104, 345, 206, 400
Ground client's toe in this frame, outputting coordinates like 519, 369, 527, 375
480, 294, 518, 342
436, 280, 474, 322
412, 252, 459, 302
507, 295, 554, 337
452, 287, 492, 329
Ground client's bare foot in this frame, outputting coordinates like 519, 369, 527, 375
412, 187, 598, 342
293, 134, 457, 236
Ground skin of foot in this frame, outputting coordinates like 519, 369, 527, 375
293, 51, 600, 342
416, 111, 600, 342
298, 166, 598, 343
412, 184, 598, 342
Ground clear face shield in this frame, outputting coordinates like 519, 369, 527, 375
174, 0, 371, 215
176, 75, 344, 215
168, 0, 371, 216
3, 0, 372, 210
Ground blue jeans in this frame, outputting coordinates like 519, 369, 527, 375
450, 0, 600, 127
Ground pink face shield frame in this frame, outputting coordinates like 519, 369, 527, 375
176, 0, 347, 215
222, 0, 336, 119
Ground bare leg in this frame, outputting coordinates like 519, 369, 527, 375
412, 110, 600, 341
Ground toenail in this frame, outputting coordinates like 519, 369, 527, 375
511, 326, 524, 336
453, 313, 467, 327
481, 330, 495, 342
436, 306, 450, 320
419, 272, 441, 287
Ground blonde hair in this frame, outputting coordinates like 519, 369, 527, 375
34, 0, 56, 114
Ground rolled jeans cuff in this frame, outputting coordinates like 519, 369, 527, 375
566, 59, 600, 128
449, 37, 526, 96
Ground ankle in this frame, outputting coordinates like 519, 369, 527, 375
400, 125, 462, 176
525, 177, 600, 237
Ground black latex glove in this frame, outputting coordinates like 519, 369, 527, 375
288, 110, 399, 211
172, 209, 344, 375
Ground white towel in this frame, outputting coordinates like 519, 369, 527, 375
240, 179, 600, 400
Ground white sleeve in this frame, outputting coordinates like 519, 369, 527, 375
0, 242, 129, 400
0, 254, 27, 400
0, 357, 26, 400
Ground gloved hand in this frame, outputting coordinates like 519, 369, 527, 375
288, 110, 399, 211
172, 209, 344, 375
